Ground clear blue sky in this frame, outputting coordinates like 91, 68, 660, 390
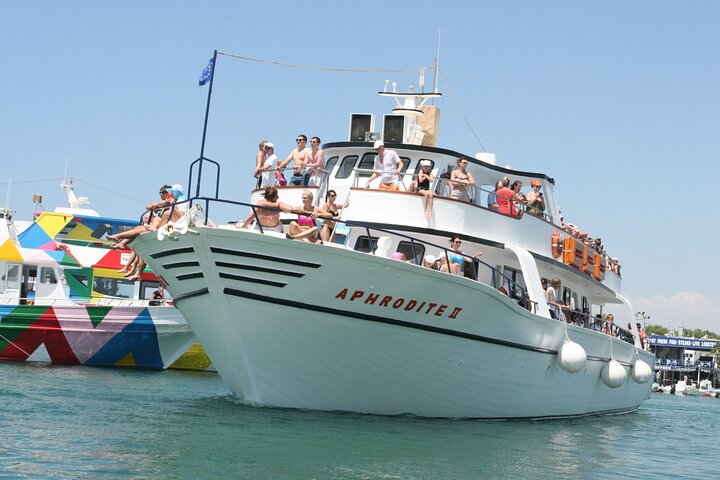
2, 1, 718, 332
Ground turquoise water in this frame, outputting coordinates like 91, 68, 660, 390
1, 362, 715, 479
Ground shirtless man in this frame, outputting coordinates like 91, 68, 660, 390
305, 136, 325, 186
279, 134, 311, 186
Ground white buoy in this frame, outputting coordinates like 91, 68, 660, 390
630, 359, 653, 384
557, 340, 587, 373
601, 360, 627, 388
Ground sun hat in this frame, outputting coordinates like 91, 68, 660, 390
424, 254, 436, 264
531, 180, 541, 187
264, 142, 274, 148
373, 140, 384, 149
419, 160, 432, 167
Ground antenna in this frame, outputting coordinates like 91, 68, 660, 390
432, 28, 441, 94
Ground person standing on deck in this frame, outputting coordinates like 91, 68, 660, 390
278, 134, 311, 186
365, 140, 403, 190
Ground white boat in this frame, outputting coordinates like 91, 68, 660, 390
687, 379, 714, 396
0, 180, 206, 370
131, 68, 654, 418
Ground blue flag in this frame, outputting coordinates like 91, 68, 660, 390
198, 58, 215, 86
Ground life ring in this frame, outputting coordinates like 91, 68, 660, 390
551, 232, 563, 258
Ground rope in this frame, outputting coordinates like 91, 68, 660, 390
73, 178, 146, 203
441, 77, 487, 153
217, 51, 432, 73
0, 177, 64, 186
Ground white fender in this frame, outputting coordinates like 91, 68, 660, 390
557, 339, 587, 373
630, 359, 653, 384
601, 360, 627, 388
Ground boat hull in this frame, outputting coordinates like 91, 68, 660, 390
0, 304, 197, 369
133, 227, 653, 418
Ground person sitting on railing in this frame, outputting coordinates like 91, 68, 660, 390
306, 136, 325, 187
497, 180, 526, 217
286, 190, 326, 243
253, 142, 279, 188
278, 134, 311, 186
525, 180, 546, 218
365, 140, 404, 190
449, 157, 475, 202
319, 189, 349, 242
240, 186, 293, 233
109, 184, 181, 248
408, 160, 435, 217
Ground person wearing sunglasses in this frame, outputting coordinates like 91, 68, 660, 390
305, 136, 325, 187
278, 134, 311, 186
525, 179, 545, 218
438, 235, 482, 276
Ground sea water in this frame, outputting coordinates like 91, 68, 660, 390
0, 362, 715, 479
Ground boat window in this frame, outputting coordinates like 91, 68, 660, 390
69, 272, 90, 288
502, 266, 526, 298
354, 235, 379, 253
335, 155, 359, 179
396, 241, 425, 264
40, 267, 57, 284
93, 276, 134, 298
357, 153, 376, 178
140, 280, 172, 301
324, 156, 339, 177
6, 264, 20, 290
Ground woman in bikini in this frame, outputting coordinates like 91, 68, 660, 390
319, 189, 349, 242
439, 235, 482, 276
286, 190, 323, 242
449, 157, 475, 203
240, 186, 293, 233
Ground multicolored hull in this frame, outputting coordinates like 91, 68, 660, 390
0, 303, 196, 369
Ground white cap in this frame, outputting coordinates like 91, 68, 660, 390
423, 254, 436, 264
373, 140, 384, 149
265, 142, 274, 148
172, 184, 184, 194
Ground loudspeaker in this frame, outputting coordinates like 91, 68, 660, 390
383, 115, 405, 143
349, 114, 374, 142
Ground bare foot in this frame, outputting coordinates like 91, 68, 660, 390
126, 274, 141, 281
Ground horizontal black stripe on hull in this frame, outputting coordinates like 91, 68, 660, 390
150, 246, 196, 259
223, 287, 559, 356
210, 247, 322, 269
215, 261, 305, 278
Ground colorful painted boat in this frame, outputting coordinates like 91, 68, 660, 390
0, 181, 207, 370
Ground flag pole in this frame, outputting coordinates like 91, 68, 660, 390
196, 49, 218, 197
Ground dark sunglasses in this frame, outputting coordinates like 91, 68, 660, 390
296, 138, 305, 142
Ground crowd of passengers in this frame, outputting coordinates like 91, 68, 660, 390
250, 134, 620, 275
252, 135, 623, 275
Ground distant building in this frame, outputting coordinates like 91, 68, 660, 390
646, 335, 718, 386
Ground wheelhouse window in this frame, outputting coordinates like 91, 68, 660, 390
357, 153, 376, 178
335, 155, 359, 179
324, 156, 338, 178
